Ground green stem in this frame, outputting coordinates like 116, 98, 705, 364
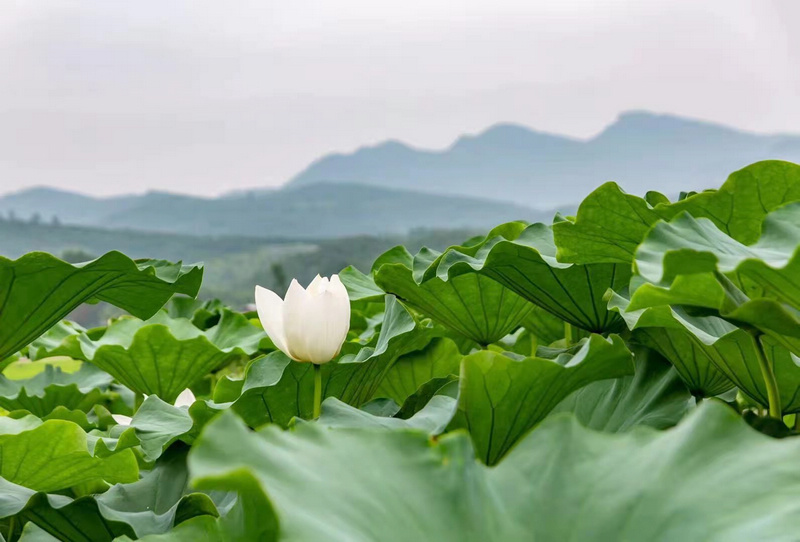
564, 322, 574, 347
751, 331, 781, 419
8, 516, 15, 541
313, 363, 322, 419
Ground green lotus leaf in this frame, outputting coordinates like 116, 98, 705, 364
372, 337, 462, 407
166, 298, 228, 330
219, 296, 438, 427
549, 345, 692, 431
554, 160, 800, 263
127, 396, 223, 462
635, 202, 800, 311
372, 246, 533, 345
0, 417, 137, 492
623, 274, 800, 360
113, 473, 279, 542
625, 206, 800, 354
0, 448, 218, 542
177, 402, 800, 541
450, 334, 634, 464
311, 395, 457, 435
338, 265, 385, 302
0, 252, 203, 361
426, 222, 630, 333
394, 376, 459, 419
0, 363, 113, 417
610, 288, 800, 413
63, 311, 264, 404
609, 287, 736, 397
26, 322, 87, 361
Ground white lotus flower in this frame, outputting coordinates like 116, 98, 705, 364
112, 388, 197, 425
255, 274, 351, 364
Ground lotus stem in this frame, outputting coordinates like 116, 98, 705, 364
564, 322, 574, 347
751, 331, 781, 419
313, 363, 322, 419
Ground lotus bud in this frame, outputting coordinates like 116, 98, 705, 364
255, 274, 350, 364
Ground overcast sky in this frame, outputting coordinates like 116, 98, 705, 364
1, 0, 798, 197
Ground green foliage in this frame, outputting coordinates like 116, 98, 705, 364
38, 311, 264, 404
0, 252, 202, 360
174, 403, 800, 542
554, 160, 800, 263
0, 363, 112, 417
372, 247, 533, 345
1, 160, 800, 540
423, 222, 631, 332
450, 334, 634, 464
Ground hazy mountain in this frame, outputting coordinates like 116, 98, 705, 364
0, 187, 144, 225
289, 111, 800, 207
0, 183, 541, 239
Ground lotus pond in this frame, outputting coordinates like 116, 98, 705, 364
2, 160, 800, 541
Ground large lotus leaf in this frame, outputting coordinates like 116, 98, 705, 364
372, 246, 533, 345
635, 203, 800, 311
489, 400, 800, 541
450, 334, 634, 464
0, 252, 203, 361
554, 160, 800, 263
622, 266, 800, 370
549, 345, 692, 431
218, 296, 438, 427
0, 417, 137, 492
61, 311, 264, 404
0, 363, 113, 417
610, 289, 800, 413
311, 396, 457, 435
179, 402, 800, 542
608, 289, 735, 397
372, 337, 462, 406
113, 476, 279, 542
427, 222, 630, 333
0, 448, 218, 542
625, 209, 800, 354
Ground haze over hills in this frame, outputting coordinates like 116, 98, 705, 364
0, 183, 541, 239
290, 111, 800, 207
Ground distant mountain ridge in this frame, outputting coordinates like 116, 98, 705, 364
4, 110, 799, 239
288, 111, 800, 207
0, 183, 541, 239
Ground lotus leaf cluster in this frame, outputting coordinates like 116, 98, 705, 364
1, 160, 800, 540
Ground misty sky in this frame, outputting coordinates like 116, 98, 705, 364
1, 0, 798, 197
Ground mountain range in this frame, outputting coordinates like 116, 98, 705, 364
0, 183, 540, 239
2, 110, 799, 238
290, 111, 800, 207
